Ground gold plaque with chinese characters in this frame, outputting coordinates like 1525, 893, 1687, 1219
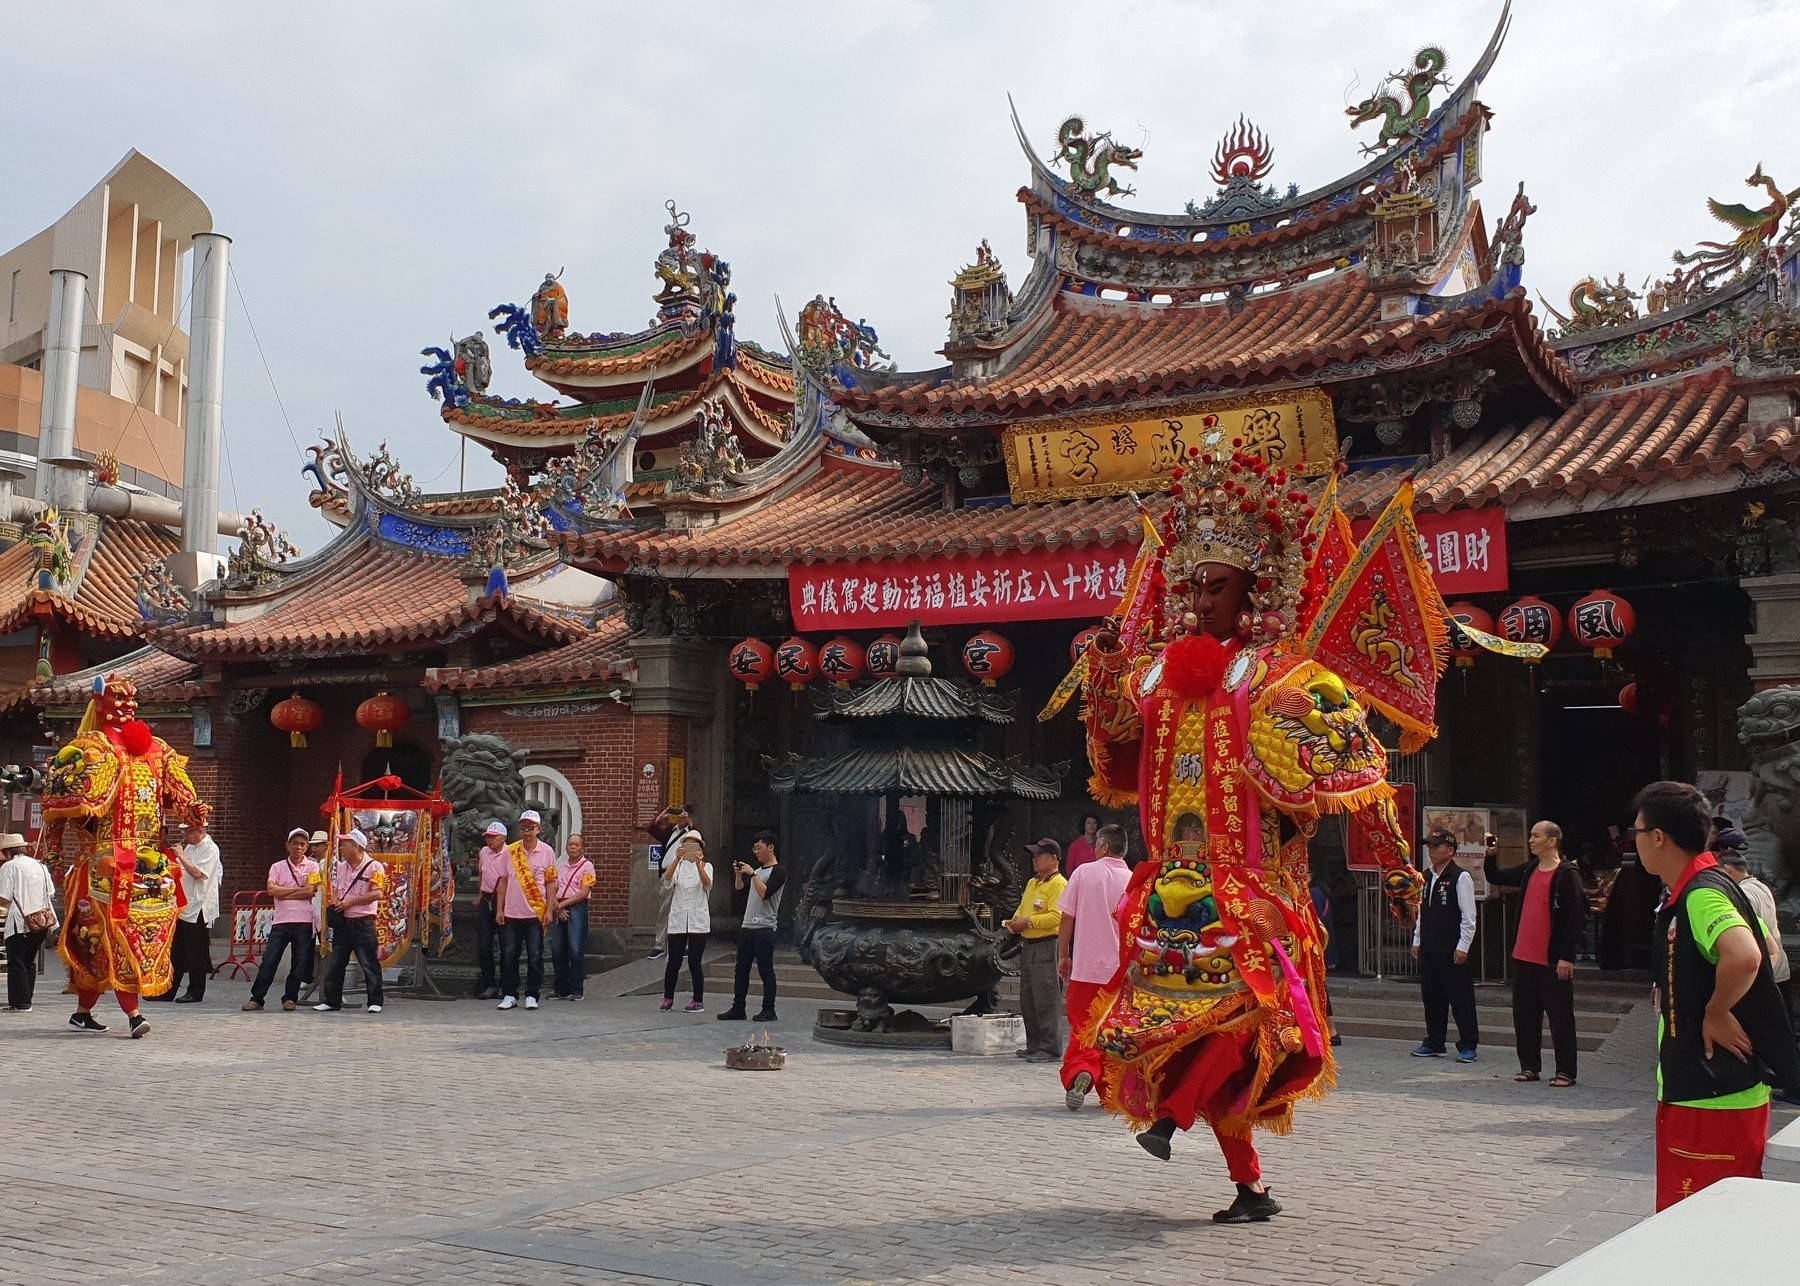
1001, 389, 1338, 503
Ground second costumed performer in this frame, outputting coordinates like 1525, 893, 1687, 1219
1070, 429, 1452, 1224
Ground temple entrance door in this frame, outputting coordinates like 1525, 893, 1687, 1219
361, 741, 434, 794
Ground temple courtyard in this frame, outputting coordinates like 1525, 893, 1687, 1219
3, 962, 1786, 1285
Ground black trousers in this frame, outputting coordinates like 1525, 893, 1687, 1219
322, 915, 383, 1008
1418, 949, 1479, 1053
6, 928, 48, 1008
663, 931, 708, 1001
500, 917, 545, 1001
1513, 960, 1578, 1078
250, 921, 315, 1005
730, 927, 777, 1013
167, 916, 212, 999
475, 894, 499, 991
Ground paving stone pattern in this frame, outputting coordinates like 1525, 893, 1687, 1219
1, 963, 1790, 1284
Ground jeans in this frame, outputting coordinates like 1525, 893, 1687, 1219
663, 931, 707, 1001
251, 921, 316, 1005
322, 915, 383, 1008
551, 906, 589, 997
730, 927, 777, 1013
6, 928, 48, 1008
500, 917, 545, 1000
166, 916, 212, 999
475, 894, 499, 991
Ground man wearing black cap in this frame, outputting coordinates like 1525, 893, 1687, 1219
1007, 839, 1067, 1063
1717, 829, 1789, 991
1410, 829, 1479, 1062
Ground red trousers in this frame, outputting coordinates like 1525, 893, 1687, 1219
1061, 980, 1105, 1089
77, 988, 140, 1016
1655, 1100, 1770, 1211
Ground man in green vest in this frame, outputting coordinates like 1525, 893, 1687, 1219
1631, 780, 1800, 1209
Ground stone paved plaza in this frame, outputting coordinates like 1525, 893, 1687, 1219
3, 961, 1790, 1285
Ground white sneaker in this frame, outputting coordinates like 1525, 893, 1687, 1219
313, 1003, 335, 1012
497, 996, 517, 1010
367, 1005, 383, 1014
524, 996, 539, 1010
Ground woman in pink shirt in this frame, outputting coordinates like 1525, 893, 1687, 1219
1065, 815, 1102, 876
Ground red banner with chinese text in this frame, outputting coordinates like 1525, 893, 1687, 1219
1348, 782, 1416, 871
789, 545, 1135, 630
1352, 507, 1507, 595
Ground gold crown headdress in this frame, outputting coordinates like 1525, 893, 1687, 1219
1160, 432, 1317, 646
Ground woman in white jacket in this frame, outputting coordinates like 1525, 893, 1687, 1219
660, 834, 713, 1012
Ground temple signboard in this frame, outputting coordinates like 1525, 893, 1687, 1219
1002, 389, 1337, 503
790, 545, 1133, 630
1352, 506, 1508, 596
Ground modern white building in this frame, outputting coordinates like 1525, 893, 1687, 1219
0, 150, 212, 499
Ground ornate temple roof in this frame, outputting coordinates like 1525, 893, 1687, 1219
148, 532, 589, 662
765, 746, 1063, 800
423, 607, 632, 693
816, 675, 1015, 724
0, 515, 180, 640
28, 645, 205, 710
833, 283, 1572, 422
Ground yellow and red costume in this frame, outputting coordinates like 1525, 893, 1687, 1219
46, 675, 207, 1006
1071, 434, 1444, 1175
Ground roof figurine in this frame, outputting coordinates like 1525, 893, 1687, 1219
1187, 117, 1298, 220
1049, 114, 1142, 201
1539, 274, 1643, 337
530, 270, 569, 340
1671, 163, 1800, 288
948, 239, 1013, 348
1348, 42, 1452, 155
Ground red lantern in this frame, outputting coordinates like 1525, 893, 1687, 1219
1498, 595, 1561, 663
962, 630, 1014, 687
1567, 588, 1635, 661
1618, 681, 1638, 715
866, 633, 903, 679
728, 638, 775, 691
1445, 602, 1494, 670
1071, 626, 1103, 664
356, 691, 411, 749
270, 692, 324, 749
817, 636, 866, 687
774, 636, 818, 691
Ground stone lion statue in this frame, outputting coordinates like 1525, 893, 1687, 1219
1738, 686, 1800, 929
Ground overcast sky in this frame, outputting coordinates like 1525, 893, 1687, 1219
5, 0, 1797, 547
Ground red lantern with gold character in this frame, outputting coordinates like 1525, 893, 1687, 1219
1499, 595, 1561, 663
962, 631, 1014, 687
1070, 626, 1103, 664
818, 636, 866, 687
270, 692, 324, 749
1445, 602, 1494, 670
728, 639, 775, 691
356, 691, 410, 748
1618, 682, 1638, 716
774, 637, 818, 691
1567, 588, 1635, 661
866, 633, 903, 680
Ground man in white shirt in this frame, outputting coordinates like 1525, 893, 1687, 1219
159, 822, 223, 1003
0, 832, 58, 1011
1410, 829, 1480, 1062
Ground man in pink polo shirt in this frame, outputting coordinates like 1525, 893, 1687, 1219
244, 827, 321, 1012
494, 808, 557, 1011
474, 821, 509, 999
1058, 822, 1133, 1111
315, 829, 386, 1014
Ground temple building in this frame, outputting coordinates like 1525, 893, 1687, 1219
8, 4, 1800, 966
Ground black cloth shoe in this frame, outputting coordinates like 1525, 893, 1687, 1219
128, 1013, 151, 1039
717, 1008, 748, 1021
175, 994, 202, 1004
751, 1010, 777, 1022
68, 1011, 108, 1032
1212, 1183, 1281, 1224
1136, 1117, 1176, 1161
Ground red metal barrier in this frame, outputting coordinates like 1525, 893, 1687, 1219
213, 891, 275, 980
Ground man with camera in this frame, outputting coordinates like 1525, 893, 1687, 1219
719, 830, 785, 1023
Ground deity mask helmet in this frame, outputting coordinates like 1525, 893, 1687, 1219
1161, 435, 1318, 646
94, 675, 139, 727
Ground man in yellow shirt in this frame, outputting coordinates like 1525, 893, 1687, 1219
1007, 839, 1068, 1063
